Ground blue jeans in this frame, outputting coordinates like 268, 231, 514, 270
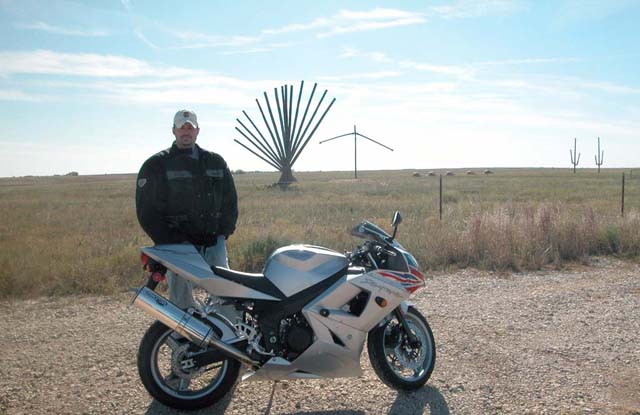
167, 235, 229, 309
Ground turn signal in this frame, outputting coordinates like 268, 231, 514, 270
375, 297, 388, 307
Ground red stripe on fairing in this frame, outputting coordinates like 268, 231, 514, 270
378, 271, 417, 284
410, 267, 425, 281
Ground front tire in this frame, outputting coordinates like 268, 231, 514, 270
367, 307, 436, 390
137, 321, 240, 410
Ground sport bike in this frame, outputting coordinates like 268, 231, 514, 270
132, 211, 436, 410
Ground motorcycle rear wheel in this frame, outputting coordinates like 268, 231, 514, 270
367, 306, 436, 390
137, 321, 240, 410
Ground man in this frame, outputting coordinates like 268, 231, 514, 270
135, 109, 238, 311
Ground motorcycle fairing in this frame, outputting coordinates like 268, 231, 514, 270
245, 269, 412, 381
264, 245, 349, 297
250, 266, 349, 358
141, 244, 280, 301
374, 269, 425, 293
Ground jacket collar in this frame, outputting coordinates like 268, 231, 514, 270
170, 142, 200, 159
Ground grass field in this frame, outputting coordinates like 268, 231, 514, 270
0, 168, 638, 299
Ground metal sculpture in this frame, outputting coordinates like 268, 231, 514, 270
570, 138, 580, 174
234, 81, 336, 184
595, 137, 604, 173
320, 125, 393, 179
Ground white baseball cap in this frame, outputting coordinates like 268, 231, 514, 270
173, 109, 198, 128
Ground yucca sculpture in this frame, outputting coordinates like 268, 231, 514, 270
234, 81, 336, 184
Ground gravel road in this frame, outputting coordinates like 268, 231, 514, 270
1, 258, 639, 415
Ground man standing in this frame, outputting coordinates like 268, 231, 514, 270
135, 109, 238, 310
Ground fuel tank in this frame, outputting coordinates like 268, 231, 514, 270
264, 245, 348, 298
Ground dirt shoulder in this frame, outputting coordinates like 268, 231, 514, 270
1, 258, 639, 415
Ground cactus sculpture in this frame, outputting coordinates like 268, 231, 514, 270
595, 136, 604, 173
570, 138, 580, 174
234, 80, 336, 184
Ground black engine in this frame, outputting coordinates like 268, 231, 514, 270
280, 313, 314, 360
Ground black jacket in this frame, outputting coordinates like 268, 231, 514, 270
135, 143, 238, 245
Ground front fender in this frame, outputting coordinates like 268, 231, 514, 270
399, 300, 415, 314
374, 300, 416, 329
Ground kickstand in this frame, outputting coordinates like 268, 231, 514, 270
263, 380, 279, 414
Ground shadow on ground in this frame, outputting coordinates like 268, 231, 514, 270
143, 384, 449, 415
277, 385, 449, 415
143, 386, 234, 415
387, 386, 450, 415
280, 412, 365, 415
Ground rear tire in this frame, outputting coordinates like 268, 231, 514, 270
137, 321, 240, 410
367, 307, 436, 390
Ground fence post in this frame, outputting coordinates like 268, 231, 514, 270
439, 174, 443, 221
621, 172, 625, 217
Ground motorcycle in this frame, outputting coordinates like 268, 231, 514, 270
131, 211, 436, 410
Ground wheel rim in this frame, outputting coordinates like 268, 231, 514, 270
382, 313, 433, 382
149, 330, 229, 400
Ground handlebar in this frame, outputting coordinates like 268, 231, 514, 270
348, 240, 399, 271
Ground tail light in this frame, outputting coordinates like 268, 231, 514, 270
152, 272, 166, 282
141, 253, 150, 267
140, 253, 167, 277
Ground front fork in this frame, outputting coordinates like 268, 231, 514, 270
394, 302, 420, 348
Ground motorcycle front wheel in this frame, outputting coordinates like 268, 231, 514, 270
137, 321, 240, 410
367, 306, 436, 390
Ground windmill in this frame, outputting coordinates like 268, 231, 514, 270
320, 125, 393, 179
234, 81, 336, 184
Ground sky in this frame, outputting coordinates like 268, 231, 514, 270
0, 0, 639, 177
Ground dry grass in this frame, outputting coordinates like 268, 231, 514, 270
0, 168, 638, 298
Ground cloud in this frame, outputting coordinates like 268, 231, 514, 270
340, 48, 392, 63
263, 8, 426, 38
341, 47, 474, 80
399, 59, 475, 79
318, 71, 403, 81
0, 50, 205, 78
171, 32, 262, 49
555, 0, 640, 23
578, 80, 640, 95
219, 47, 273, 55
0, 89, 48, 102
431, 0, 527, 19
340, 47, 588, 81
133, 28, 160, 50
476, 57, 583, 66
0, 49, 289, 106
3, 50, 637, 142
15, 21, 110, 37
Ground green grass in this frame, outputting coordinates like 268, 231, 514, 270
0, 168, 638, 298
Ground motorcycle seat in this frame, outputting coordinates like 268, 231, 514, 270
211, 266, 285, 300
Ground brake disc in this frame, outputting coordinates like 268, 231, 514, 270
392, 322, 426, 370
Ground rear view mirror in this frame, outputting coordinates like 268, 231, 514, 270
391, 211, 402, 240
392, 211, 403, 227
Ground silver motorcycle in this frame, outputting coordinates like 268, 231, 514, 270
131, 212, 436, 410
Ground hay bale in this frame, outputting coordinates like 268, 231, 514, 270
427, 171, 436, 176
446, 171, 455, 176
466, 170, 475, 175
484, 169, 494, 175
412, 172, 422, 177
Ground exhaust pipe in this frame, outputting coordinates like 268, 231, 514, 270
134, 287, 260, 368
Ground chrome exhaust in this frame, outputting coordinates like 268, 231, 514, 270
134, 287, 260, 368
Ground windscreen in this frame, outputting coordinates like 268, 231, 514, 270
350, 220, 392, 242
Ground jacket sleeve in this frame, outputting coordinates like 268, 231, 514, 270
135, 158, 185, 245
218, 164, 238, 237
